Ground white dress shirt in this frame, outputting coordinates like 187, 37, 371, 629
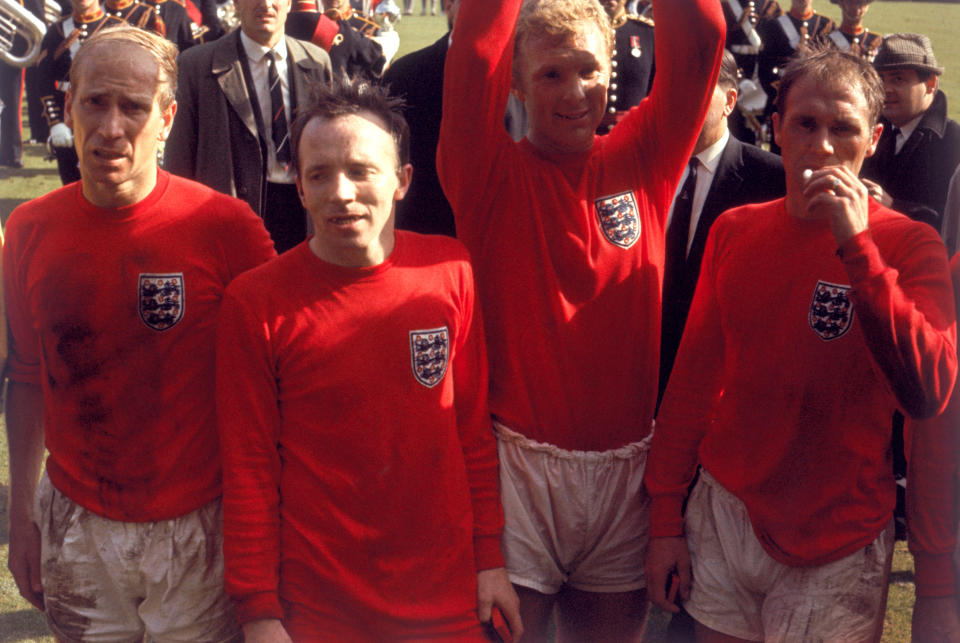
666, 129, 730, 257
240, 31, 295, 184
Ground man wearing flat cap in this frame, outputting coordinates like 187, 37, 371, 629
862, 33, 960, 236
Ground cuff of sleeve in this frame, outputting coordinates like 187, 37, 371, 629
837, 229, 886, 283
236, 591, 284, 625
649, 496, 685, 539
913, 551, 957, 597
474, 533, 505, 571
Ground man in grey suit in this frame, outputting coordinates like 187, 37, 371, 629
166, 0, 331, 252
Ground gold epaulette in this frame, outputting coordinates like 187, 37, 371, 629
626, 13, 653, 27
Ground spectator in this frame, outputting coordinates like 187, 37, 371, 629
165, 0, 332, 252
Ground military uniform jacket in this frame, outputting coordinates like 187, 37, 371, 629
37, 11, 126, 127
757, 11, 835, 99
104, 0, 164, 34
165, 31, 332, 216
862, 90, 960, 236
827, 28, 882, 61
144, 0, 205, 53
609, 14, 655, 113
723, 0, 781, 78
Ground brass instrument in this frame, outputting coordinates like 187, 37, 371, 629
0, 0, 46, 67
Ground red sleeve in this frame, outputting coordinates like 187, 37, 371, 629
4, 203, 45, 385
906, 252, 960, 598
838, 226, 957, 419
216, 285, 284, 624
436, 0, 518, 244
604, 0, 725, 223
646, 227, 726, 538
217, 201, 278, 281
452, 259, 505, 571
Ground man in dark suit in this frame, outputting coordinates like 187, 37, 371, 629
380, 0, 457, 236
166, 0, 331, 252
861, 33, 960, 237
659, 48, 785, 406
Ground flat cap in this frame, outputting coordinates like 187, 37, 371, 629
874, 33, 944, 75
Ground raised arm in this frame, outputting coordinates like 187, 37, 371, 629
607, 0, 725, 217
436, 0, 519, 243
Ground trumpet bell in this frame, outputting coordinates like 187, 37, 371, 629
0, 0, 46, 68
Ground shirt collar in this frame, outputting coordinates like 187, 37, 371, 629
694, 128, 729, 177
898, 113, 923, 144
239, 29, 288, 64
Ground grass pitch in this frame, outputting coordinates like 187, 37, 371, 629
2, 3, 955, 640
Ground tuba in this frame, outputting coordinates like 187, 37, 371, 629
0, 0, 46, 67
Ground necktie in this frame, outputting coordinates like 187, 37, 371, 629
267, 51, 291, 167
665, 158, 698, 284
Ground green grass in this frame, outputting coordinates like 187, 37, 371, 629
0, 5, 949, 641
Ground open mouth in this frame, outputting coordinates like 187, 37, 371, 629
329, 214, 365, 225
557, 110, 589, 121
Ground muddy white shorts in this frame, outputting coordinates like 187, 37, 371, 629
35, 473, 240, 643
683, 469, 894, 642
495, 421, 652, 594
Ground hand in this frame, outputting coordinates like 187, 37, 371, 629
801, 166, 871, 245
7, 517, 44, 610
476, 567, 523, 641
861, 178, 893, 208
644, 536, 692, 613
912, 596, 960, 643
49, 122, 74, 149
242, 619, 294, 643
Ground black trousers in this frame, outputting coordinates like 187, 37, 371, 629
0, 61, 24, 165
264, 181, 308, 254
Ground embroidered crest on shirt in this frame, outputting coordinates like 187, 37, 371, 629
594, 191, 641, 248
410, 327, 449, 388
808, 280, 854, 341
139, 273, 184, 331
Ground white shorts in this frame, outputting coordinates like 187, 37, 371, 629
684, 470, 894, 642
495, 421, 652, 594
35, 473, 240, 643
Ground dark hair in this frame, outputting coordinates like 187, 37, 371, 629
718, 49, 739, 92
290, 74, 411, 175
775, 44, 884, 126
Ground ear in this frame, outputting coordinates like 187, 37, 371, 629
771, 111, 781, 148
395, 163, 413, 201
158, 100, 177, 141
864, 121, 884, 158
722, 88, 738, 119
64, 90, 74, 129
924, 73, 939, 95
295, 175, 305, 200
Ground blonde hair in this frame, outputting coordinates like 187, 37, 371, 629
70, 25, 179, 110
513, 0, 614, 80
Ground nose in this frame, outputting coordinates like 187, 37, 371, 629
332, 172, 357, 202
97, 105, 124, 139
812, 126, 834, 157
561, 76, 587, 104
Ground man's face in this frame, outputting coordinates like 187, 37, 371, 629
512, 24, 610, 156
790, 0, 812, 13
601, 0, 626, 19
237, 0, 291, 47
838, 0, 868, 24
879, 68, 937, 128
65, 43, 175, 208
71, 0, 99, 16
773, 74, 882, 194
296, 113, 412, 267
